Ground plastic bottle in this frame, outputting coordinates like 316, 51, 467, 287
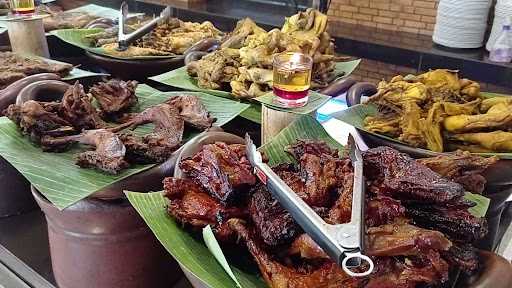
490, 17, 512, 63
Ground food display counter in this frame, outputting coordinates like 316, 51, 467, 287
0, 1, 511, 288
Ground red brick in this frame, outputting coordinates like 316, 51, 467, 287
415, 7, 437, 16
379, 10, 398, 18
404, 20, 425, 28
377, 23, 397, 31
421, 15, 436, 23
353, 13, 372, 21
413, 0, 436, 8
360, 7, 379, 15
399, 13, 421, 21
393, 0, 413, 5
369, 2, 390, 10
374, 16, 394, 24
400, 26, 420, 34
338, 5, 359, 12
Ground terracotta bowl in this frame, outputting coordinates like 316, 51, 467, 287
32, 186, 181, 288
85, 51, 184, 81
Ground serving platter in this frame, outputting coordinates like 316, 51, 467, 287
0, 84, 249, 209
149, 60, 361, 123
333, 92, 512, 160
50, 28, 183, 60
127, 115, 493, 288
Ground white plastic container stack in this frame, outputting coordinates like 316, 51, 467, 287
487, 0, 512, 51
433, 0, 493, 48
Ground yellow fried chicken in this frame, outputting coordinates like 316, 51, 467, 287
364, 116, 400, 137
480, 96, 512, 112
451, 131, 512, 152
398, 102, 424, 147
443, 99, 481, 116
443, 102, 512, 133
419, 103, 445, 152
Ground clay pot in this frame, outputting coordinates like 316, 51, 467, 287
33, 186, 181, 288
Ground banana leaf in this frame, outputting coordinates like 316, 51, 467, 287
49, 29, 180, 60
126, 114, 490, 288
333, 102, 512, 159
150, 60, 361, 123
0, 84, 249, 209
41, 57, 109, 80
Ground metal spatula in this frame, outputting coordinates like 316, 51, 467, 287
245, 134, 373, 277
117, 2, 171, 51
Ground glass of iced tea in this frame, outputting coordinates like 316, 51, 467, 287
272, 52, 313, 108
9, 0, 35, 15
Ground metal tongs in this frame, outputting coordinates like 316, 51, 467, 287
245, 134, 374, 277
117, 2, 172, 51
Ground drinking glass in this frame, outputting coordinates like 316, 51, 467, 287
9, 0, 35, 15
272, 52, 313, 108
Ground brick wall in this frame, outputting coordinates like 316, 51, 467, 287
352, 58, 512, 94
328, 0, 439, 35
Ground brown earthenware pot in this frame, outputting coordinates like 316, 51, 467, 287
32, 186, 181, 288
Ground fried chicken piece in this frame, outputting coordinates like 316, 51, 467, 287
60, 82, 104, 130
118, 103, 184, 164
228, 219, 361, 288
41, 129, 128, 174
163, 177, 246, 241
287, 233, 329, 260
366, 252, 449, 288
326, 169, 353, 224
366, 196, 406, 227
366, 220, 452, 257
442, 243, 480, 275
418, 150, 498, 194
364, 146, 467, 205
406, 205, 488, 243
89, 79, 138, 117
287, 221, 452, 266
297, 153, 340, 207
450, 131, 512, 153
179, 142, 256, 205
250, 186, 302, 247
166, 95, 215, 129
4, 100, 75, 148
443, 102, 512, 133
285, 139, 338, 160
0, 52, 72, 89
